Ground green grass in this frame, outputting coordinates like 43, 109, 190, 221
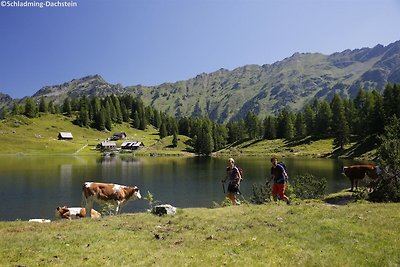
217, 137, 375, 160
0, 114, 376, 159
0, 114, 192, 155
0, 201, 398, 266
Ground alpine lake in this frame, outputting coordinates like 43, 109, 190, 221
0, 155, 370, 221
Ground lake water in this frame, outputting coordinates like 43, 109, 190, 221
0, 155, 368, 221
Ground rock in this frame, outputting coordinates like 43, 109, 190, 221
28, 219, 51, 223
152, 204, 177, 216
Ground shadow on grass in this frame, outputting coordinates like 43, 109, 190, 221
323, 135, 378, 159
286, 136, 316, 147
323, 190, 356, 205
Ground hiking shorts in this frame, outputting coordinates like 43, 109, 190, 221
272, 182, 286, 199
228, 183, 240, 194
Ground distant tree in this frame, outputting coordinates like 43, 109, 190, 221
78, 107, 90, 127
303, 104, 314, 136
369, 90, 385, 136
154, 110, 162, 129
178, 117, 191, 136
194, 118, 214, 155
11, 103, 23, 115
295, 112, 306, 139
263, 115, 277, 140
63, 98, 72, 116
245, 111, 259, 139
24, 97, 37, 118
159, 120, 168, 139
133, 111, 140, 129
315, 100, 332, 138
227, 120, 246, 143
343, 98, 356, 135
38, 97, 48, 113
48, 101, 55, 114
331, 94, 349, 149
166, 117, 178, 135
383, 84, 400, 124
172, 132, 178, 148
120, 103, 130, 122
213, 123, 228, 151
277, 109, 294, 139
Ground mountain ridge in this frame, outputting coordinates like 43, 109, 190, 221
2, 40, 400, 122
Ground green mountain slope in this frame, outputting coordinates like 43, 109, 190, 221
2, 40, 400, 123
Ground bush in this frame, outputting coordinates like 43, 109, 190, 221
290, 173, 327, 199
250, 183, 272, 204
370, 116, 400, 202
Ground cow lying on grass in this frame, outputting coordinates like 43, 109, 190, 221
82, 182, 141, 217
55, 206, 101, 220
343, 164, 380, 191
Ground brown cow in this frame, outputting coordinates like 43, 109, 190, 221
343, 164, 380, 191
55, 206, 101, 220
82, 182, 141, 217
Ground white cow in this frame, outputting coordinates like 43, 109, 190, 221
82, 182, 141, 217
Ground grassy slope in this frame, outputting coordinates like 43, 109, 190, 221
217, 136, 376, 160
0, 201, 398, 266
0, 114, 191, 155
0, 114, 376, 159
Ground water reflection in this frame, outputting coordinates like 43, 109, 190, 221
0, 155, 369, 221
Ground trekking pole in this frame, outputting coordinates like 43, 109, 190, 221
222, 181, 226, 194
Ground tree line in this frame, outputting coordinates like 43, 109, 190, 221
7, 83, 400, 155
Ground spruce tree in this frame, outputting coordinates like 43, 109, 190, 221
39, 97, 48, 113
331, 94, 349, 149
24, 97, 37, 118
295, 112, 306, 139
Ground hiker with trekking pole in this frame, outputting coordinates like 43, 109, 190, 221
221, 158, 242, 205
267, 157, 291, 205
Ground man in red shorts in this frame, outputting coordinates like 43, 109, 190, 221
268, 157, 290, 205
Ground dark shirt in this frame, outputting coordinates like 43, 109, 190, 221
226, 166, 239, 184
271, 164, 287, 184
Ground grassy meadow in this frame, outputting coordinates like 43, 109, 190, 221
0, 113, 376, 159
0, 201, 398, 266
0, 114, 192, 156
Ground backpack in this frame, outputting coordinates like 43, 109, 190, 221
278, 161, 289, 179
278, 162, 288, 176
236, 166, 244, 182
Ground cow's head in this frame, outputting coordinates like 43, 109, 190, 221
367, 165, 380, 180
55, 206, 69, 219
132, 186, 141, 200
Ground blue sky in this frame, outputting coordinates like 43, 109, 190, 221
1, 0, 399, 98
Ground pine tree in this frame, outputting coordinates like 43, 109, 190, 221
315, 100, 332, 138
263, 116, 277, 140
63, 98, 72, 116
172, 132, 178, 148
120, 103, 130, 122
133, 111, 140, 129
245, 111, 258, 139
39, 97, 48, 113
331, 94, 349, 149
78, 107, 90, 127
24, 97, 37, 118
11, 103, 22, 115
159, 120, 168, 139
48, 101, 55, 114
303, 104, 314, 136
295, 112, 306, 139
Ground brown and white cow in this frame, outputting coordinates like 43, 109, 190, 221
55, 206, 101, 220
82, 182, 141, 217
343, 164, 380, 191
